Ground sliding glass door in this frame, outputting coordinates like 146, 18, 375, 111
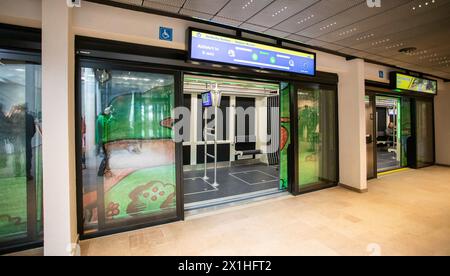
414, 98, 435, 168
0, 53, 43, 251
77, 60, 182, 237
295, 83, 338, 193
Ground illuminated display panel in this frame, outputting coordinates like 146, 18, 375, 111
189, 29, 316, 76
395, 73, 437, 95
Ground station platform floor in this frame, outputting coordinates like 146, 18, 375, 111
10, 166, 450, 256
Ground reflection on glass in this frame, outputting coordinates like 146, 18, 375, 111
0, 61, 42, 246
416, 99, 434, 167
80, 68, 177, 233
297, 85, 338, 189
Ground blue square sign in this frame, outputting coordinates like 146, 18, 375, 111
159, 27, 173, 42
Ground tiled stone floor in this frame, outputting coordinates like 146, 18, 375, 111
80, 166, 450, 256
12, 166, 450, 256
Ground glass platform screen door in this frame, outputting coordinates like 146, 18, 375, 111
77, 60, 182, 237
0, 52, 43, 251
293, 83, 339, 194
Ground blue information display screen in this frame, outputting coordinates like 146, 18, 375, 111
190, 30, 316, 76
201, 91, 213, 107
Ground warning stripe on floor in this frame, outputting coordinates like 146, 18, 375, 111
378, 168, 410, 176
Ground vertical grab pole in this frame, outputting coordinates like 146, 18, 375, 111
203, 107, 209, 181
213, 104, 218, 186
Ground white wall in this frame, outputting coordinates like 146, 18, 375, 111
365, 63, 393, 84
41, 0, 77, 256
435, 82, 450, 166
338, 59, 368, 191
0, 0, 41, 28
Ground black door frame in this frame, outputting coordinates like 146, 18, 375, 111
75, 57, 184, 240
365, 93, 378, 180
0, 50, 43, 254
290, 82, 340, 195
366, 84, 436, 177
0, 23, 43, 254
411, 97, 436, 169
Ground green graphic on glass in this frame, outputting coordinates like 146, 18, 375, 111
81, 68, 177, 233
297, 85, 338, 189
279, 82, 291, 190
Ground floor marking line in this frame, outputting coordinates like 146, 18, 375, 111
229, 170, 278, 186
184, 177, 219, 196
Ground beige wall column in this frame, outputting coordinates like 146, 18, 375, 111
42, 0, 77, 256
435, 82, 450, 166
338, 59, 368, 192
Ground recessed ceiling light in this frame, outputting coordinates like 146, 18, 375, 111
319, 22, 337, 31
356, 33, 374, 41
386, 42, 405, 49
338, 28, 357, 36
297, 14, 314, 24
272, 6, 288, 17
242, 0, 254, 9
412, 0, 436, 11
372, 38, 391, 46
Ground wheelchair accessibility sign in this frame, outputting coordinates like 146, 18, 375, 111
159, 27, 173, 42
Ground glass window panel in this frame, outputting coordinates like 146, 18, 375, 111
0, 60, 42, 246
80, 67, 177, 233
415, 99, 434, 167
297, 84, 338, 189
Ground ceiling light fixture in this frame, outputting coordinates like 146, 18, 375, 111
297, 14, 314, 24
372, 38, 391, 46
386, 42, 405, 49
356, 33, 374, 41
412, 0, 436, 10
319, 22, 337, 31
242, 0, 254, 9
272, 6, 288, 17
338, 28, 357, 36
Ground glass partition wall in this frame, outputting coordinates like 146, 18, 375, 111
0, 56, 43, 251
414, 98, 434, 168
77, 62, 181, 237
295, 83, 338, 193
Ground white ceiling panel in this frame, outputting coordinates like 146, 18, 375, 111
247, 0, 319, 28
183, 0, 230, 15
113, 0, 143, 5
179, 8, 214, 21
273, 0, 363, 33
217, 0, 275, 22
263, 28, 290, 38
285, 34, 311, 44
239, 23, 268, 33
211, 16, 242, 27
145, 0, 185, 7
297, 0, 411, 38
99, 0, 450, 79
142, 0, 181, 13
321, 0, 450, 47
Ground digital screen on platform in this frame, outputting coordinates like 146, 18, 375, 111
395, 73, 437, 94
201, 91, 213, 107
189, 30, 316, 76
